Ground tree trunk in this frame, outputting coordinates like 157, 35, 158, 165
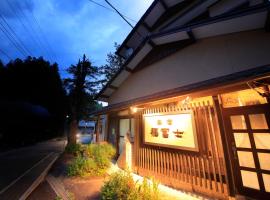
68, 119, 78, 145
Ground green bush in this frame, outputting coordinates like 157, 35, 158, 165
67, 143, 116, 177
101, 171, 160, 200
65, 143, 83, 156
101, 171, 138, 200
67, 156, 97, 177
84, 143, 116, 168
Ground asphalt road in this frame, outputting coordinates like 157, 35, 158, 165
0, 139, 66, 193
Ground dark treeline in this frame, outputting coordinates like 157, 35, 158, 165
0, 57, 67, 150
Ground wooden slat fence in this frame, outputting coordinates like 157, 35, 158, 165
133, 100, 229, 199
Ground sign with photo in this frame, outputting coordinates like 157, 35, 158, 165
143, 111, 198, 151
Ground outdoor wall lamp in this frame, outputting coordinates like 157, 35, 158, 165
130, 106, 144, 114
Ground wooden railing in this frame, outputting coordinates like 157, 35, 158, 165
133, 100, 229, 199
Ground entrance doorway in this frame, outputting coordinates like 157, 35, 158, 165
119, 118, 134, 155
223, 104, 270, 199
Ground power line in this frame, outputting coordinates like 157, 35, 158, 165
104, 0, 134, 28
0, 13, 31, 56
6, 0, 47, 58
14, 0, 54, 61
0, 48, 12, 60
88, 0, 137, 23
25, 0, 57, 61
0, 20, 28, 57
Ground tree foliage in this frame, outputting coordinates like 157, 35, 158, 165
100, 43, 125, 85
64, 54, 102, 144
0, 57, 67, 148
64, 54, 101, 120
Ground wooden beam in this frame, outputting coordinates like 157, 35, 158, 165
160, 0, 168, 10
265, 9, 270, 32
187, 30, 196, 42
124, 66, 133, 73
148, 40, 156, 48
142, 22, 152, 32
108, 85, 118, 90
212, 96, 235, 197
100, 94, 109, 99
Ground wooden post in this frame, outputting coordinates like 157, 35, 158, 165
96, 115, 100, 143
213, 95, 235, 197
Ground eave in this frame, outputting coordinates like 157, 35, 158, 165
95, 3, 270, 102
92, 64, 270, 115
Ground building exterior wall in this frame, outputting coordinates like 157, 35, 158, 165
108, 29, 270, 104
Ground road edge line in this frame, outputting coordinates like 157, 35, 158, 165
19, 153, 59, 200
0, 152, 53, 195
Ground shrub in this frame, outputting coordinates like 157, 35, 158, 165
67, 156, 97, 177
84, 143, 116, 168
67, 143, 116, 177
65, 143, 83, 156
101, 171, 137, 200
101, 171, 160, 200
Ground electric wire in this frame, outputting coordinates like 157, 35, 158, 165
13, 0, 54, 61
104, 0, 134, 28
0, 21, 27, 57
88, 0, 137, 23
25, 0, 57, 61
6, 0, 47, 58
0, 13, 31, 56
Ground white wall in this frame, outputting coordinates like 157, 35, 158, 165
109, 30, 270, 104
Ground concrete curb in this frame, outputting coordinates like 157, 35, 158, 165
19, 153, 59, 200
46, 175, 70, 200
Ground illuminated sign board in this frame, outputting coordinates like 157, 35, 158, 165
143, 111, 198, 151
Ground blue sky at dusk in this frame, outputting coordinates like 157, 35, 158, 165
0, 0, 153, 77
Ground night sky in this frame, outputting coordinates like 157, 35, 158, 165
0, 0, 153, 78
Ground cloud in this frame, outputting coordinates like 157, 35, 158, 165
0, 0, 154, 78
0, 0, 34, 18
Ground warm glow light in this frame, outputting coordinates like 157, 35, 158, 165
144, 112, 198, 151
108, 163, 201, 200
131, 107, 138, 113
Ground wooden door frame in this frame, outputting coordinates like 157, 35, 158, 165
221, 103, 270, 199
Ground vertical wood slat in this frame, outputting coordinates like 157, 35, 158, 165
196, 156, 203, 187
202, 102, 218, 192
176, 153, 181, 181
199, 104, 217, 190
180, 154, 186, 182
136, 100, 228, 198
208, 105, 225, 193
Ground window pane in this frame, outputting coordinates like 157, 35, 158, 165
241, 170, 260, 190
263, 174, 270, 192
249, 114, 268, 129
254, 133, 270, 150
237, 151, 255, 168
234, 133, 251, 148
258, 153, 270, 170
230, 115, 247, 130
119, 119, 130, 137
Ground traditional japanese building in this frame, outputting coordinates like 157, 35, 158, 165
93, 0, 270, 199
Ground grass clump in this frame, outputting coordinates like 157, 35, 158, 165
65, 143, 83, 156
67, 143, 115, 177
101, 171, 160, 200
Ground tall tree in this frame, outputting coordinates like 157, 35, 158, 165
0, 57, 67, 147
64, 54, 101, 145
101, 43, 125, 85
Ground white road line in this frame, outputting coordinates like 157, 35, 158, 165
0, 152, 53, 195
